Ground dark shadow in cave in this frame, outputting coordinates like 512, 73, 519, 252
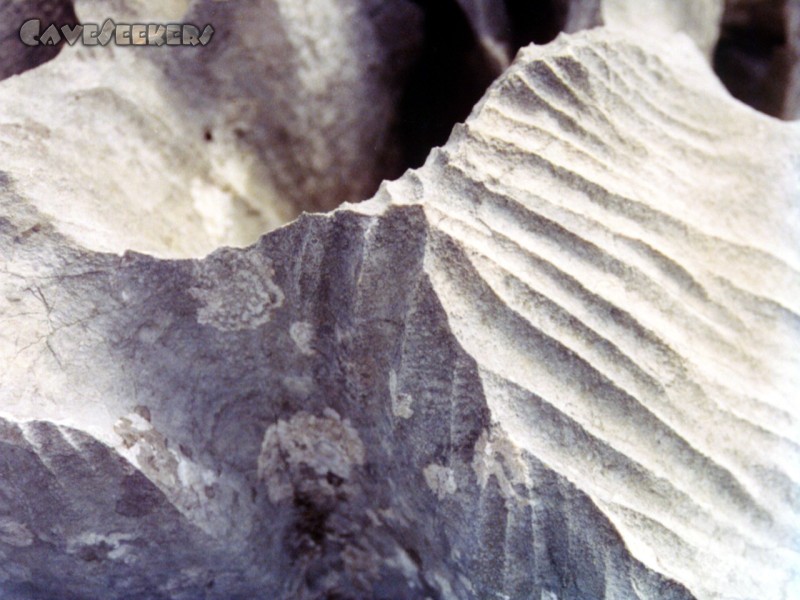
395, 0, 501, 170
713, 0, 797, 119
504, 0, 570, 49
394, 0, 570, 172
0, 0, 79, 81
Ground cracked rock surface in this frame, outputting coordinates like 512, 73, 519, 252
0, 1, 798, 599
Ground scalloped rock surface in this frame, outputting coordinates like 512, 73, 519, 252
0, 2, 798, 600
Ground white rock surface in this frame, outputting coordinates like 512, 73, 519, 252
0, 0, 422, 257
391, 29, 800, 598
598, 0, 723, 58
0, 2, 797, 599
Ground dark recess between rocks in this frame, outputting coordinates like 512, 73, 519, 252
396, 0, 500, 170
395, 0, 568, 172
713, 0, 798, 119
504, 0, 570, 47
0, 0, 79, 80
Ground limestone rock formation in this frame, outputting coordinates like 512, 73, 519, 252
592, 0, 723, 58
0, 0, 422, 257
0, 1, 798, 599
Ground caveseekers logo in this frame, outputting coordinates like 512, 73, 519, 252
19, 19, 214, 47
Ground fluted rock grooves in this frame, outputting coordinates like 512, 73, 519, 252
0, 1, 797, 599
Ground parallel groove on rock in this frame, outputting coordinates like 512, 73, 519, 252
395, 28, 800, 599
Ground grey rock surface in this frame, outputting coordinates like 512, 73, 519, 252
0, 0, 78, 80
0, 2, 798, 600
790, 0, 800, 118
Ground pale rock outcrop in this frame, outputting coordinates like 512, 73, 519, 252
0, 0, 422, 257
0, 2, 798, 600
594, 0, 724, 58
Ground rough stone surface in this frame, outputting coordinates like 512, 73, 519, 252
0, 3, 798, 600
0, 0, 422, 257
596, 0, 724, 58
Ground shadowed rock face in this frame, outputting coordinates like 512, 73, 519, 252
0, 1, 799, 599
0, 1, 78, 80
455, 0, 725, 65
0, 190, 699, 600
714, 0, 800, 120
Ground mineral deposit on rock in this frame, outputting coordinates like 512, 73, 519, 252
0, 1, 797, 599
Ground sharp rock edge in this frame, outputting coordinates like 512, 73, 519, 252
0, 15, 799, 600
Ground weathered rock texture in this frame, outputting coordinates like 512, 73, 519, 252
0, 0, 422, 257
0, 1, 798, 600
